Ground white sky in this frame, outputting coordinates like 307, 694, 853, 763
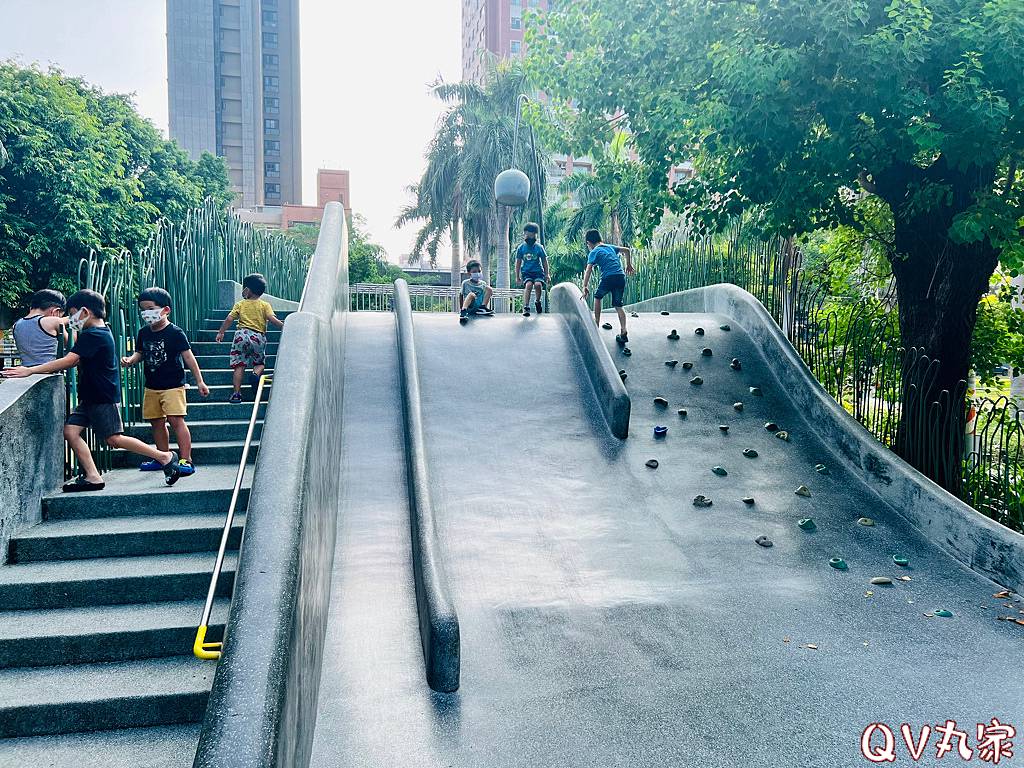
0, 0, 462, 264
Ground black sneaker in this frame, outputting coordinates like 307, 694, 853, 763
535, 301, 543, 314
163, 450, 182, 486
616, 333, 629, 346
523, 307, 531, 317
459, 309, 469, 325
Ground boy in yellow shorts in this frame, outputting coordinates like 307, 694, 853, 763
121, 287, 210, 476
214, 273, 285, 403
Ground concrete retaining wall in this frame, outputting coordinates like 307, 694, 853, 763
0, 375, 64, 566
630, 285, 1024, 594
551, 283, 631, 439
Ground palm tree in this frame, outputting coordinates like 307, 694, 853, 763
399, 60, 547, 307
560, 129, 644, 247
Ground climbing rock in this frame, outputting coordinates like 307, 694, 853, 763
892, 555, 909, 567
775, 430, 790, 442
749, 386, 763, 396
602, 322, 613, 330
654, 425, 669, 438
712, 466, 728, 476
677, 409, 688, 418
720, 324, 731, 331
701, 348, 713, 357
665, 360, 679, 367
755, 535, 773, 548
829, 557, 848, 571
692, 495, 713, 508
661, 311, 670, 316
719, 424, 730, 433
734, 402, 744, 411
730, 358, 742, 371
743, 448, 758, 458
654, 397, 669, 407
795, 485, 811, 497
690, 376, 704, 386
668, 330, 680, 340
645, 459, 660, 469
742, 497, 755, 505
815, 463, 829, 474
798, 518, 816, 531
694, 327, 705, 335
857, 517, 874, 527
869, 577, 893, 586
682, 361, 694, 370
934, 609, 953, 618
764, 422, 779, 432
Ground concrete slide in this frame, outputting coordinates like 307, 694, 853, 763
308, 290, 1023, 768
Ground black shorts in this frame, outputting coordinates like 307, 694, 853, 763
595, 273, 627, 307
66, 402, 124, 442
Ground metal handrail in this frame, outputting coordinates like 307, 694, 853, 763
193, 373, 271, 660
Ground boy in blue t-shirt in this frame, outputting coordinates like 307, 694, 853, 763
581, 229, 635, 345
515, 222, 549, 317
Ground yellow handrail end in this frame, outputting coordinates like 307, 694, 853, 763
193, 624, 222, 660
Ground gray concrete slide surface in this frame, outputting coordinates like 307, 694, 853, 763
309, 309, 1023, 768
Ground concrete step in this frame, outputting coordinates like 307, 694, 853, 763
190, 341, 279, 357
108, 440, 259, 468
0, 551, 237, 610
183, 401, 267, 421
0, 599, 229, 669
0, 655, 214, 738
194, 354, 277, 369
207, 309, 296, 320
189, 367, 274, 386
201, 316, 294, 330
0, 723, 202, 768
194, 329, 281, 342
43, 466, 251, 521
126, 419, 263, 444
187, 383, 271, 403
9, 513, 244, 563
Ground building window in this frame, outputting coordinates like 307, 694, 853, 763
263, 0, 277, 6
511, 16, 522, 30
262, 9, 277, 25
264, 118, 279, 130
265, 162, 280, 176
263, 32, 278, 48
263, 75, 279, 88
264, 139, 281, 152
265, 183, 281, 196
263, 54, 279, 67
510, 40, 522, 55
264, 96, 280, 113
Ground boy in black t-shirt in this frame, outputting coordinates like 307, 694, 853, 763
1, 289, 182, 491
121, 287, 209, 476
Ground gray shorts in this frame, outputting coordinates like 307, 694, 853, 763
66, 402, 124, 442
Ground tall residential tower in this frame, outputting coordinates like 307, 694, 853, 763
462, 0, 548, 85
167, 0, 302, 207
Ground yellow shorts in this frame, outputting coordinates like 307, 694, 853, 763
143, 387, 188, 420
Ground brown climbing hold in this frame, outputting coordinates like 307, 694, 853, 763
678, 409, 688, 417
719, 425, 730, 433
602, 322, 613, 330
701, 348, 713, 357
755, 535, 773, 548
646, 459, 659, 469
764, 422, 779, 432
742, 497, 755, 505
730, 358, 742, 370
665, 360, 679, 367
682, 361, 694, 370
668, 330, 680, 340
695, 327, 705, 335
690, 376, 704, 386
654, 397, 669, 407
693, 495, 713, 508
795, 485, 811, 497
734, 402, 744, 411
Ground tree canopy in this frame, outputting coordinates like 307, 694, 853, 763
0, 62, 233, 308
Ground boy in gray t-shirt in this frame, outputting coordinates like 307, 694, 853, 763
459, 260, 494, 325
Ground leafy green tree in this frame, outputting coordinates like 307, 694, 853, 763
0, 62, 232, 309
528, 0, 1024, 397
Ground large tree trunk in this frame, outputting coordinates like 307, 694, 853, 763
450, 219, 462, 313
495, 204, 511, 312
881, 160, 998, 493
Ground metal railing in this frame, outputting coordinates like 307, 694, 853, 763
193, 373, 270, 660
351, 282, 538, 313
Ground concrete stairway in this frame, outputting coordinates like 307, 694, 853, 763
0, 311, 287, 766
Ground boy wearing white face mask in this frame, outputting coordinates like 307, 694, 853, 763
120, 287, 209, 476
1, 289, 183, 491
459, 260, 494, 325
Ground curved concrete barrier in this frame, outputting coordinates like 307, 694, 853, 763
393, 280, 461, 693
550, 282, 631, 439
630, 284, 1024, 594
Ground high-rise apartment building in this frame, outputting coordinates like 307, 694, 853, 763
167, 0, 302, 208
462, 0, 548, 85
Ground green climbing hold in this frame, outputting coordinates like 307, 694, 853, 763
682, 361, 694, 370
645, 459, 659, 469
892, 555, 909, 567
743, 448, 758, 458
720, 324, 731, 331
829, 557, 848, 571
795, 485, 811, 497
815, 463, 829, 474
701, 348, 713, 357
934, 609, 953, 618
755, 535, 773, 548
693, 495, 713, 508
730, 358, 742, 370
602, 322, 613, 330
798, 518, 816, 531
869, 576, 893, 586
668, 330, 680, 340
857, 517, 874, 527
742, 497, 755, 505
764, 422, 779, 432
734, 402, 744, 412
775, 430, 790, 442
678, 409, 688, 417
690, 376, 704, 385
712, 466, 728, 476
665, 360, 679, 367
654, 397, 669, 407
750, 387, 763, 396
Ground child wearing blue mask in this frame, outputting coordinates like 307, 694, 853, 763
516, 222, 549, 317
581, 229, 635, 345
459, 260, 494, 325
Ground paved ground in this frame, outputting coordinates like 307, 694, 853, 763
310, 311, 1023, 768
